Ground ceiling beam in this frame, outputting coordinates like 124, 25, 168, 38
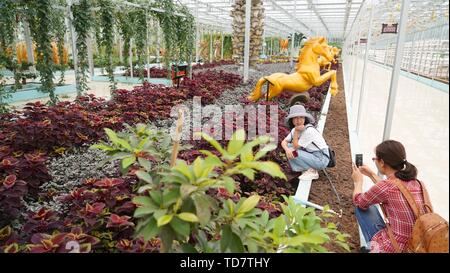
307, 0, 330, 35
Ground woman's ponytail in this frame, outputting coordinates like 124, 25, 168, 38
394, 161, 418, 181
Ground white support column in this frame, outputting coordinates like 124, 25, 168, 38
23, 20, 36, 73
209, 30, 213, 62
87, 33, 94, 78
221, 31, 224, 60
356, 3, 374, 133
67, 0, 79, 91
195, 1, 200, 63
156, 23, 160, 64
146, 12, 150, 82
129, 38, 133, 78
118, 34, 123, 64
290, 32, 295, 68
243, 0, 251, 83
262, 31, 266, 57
382, 0, 411, 141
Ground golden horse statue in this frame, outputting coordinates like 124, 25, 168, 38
248, 37, 339, 102
318, 46, 341, 70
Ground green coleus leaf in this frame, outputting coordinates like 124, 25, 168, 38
90, 143, 114, 151
237, 195, 260, 215
254, 144, 277, 160
137, 157, 152, 171
138, 218, 159, 241
170, 217, 190, 238
104, 128, 119, 144
240, 161, 286, 180
121, 156, 136, 170
135, 170, 152, 183
180, 184, 197, 199
199, 132, 227, 156
227, 129, 246, 155
157, 214, 173, 227
177, 212, 199, 223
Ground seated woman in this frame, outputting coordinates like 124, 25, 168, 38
351, 140, 429, 253
281, 105, 330, 181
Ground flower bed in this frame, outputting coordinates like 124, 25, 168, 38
0, 70, 242, 228
0, 64, 352, 253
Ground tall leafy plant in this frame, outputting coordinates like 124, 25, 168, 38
72, 0, 92, 96
98, 0, 117, 93
26, 0, 57, 104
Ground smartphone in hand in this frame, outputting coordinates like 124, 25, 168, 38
355, 154, 363, 167
292, 150, 299, 158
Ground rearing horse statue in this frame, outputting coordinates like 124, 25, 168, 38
248, 37, 339, 102
318, 46, 341, 70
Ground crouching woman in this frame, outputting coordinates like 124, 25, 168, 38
281, 105, 330, 180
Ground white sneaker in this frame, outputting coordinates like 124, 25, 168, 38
299, 169, 319, 180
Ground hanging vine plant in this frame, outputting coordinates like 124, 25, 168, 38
98, 0, 117, 93
25, 0, 58, 104
150, 0, 195, 78
130, 8, 147, 83
51, 0, 67, 86
0, 0, 21, 91
72, 0, 92, 96
117, 9, 133, 69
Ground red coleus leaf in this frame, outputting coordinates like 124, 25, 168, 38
70, 188, 86, 199
106, 214, 135, 228
27, 233, 67, 253
65, 227, 100, 246
94, 178, 124, 188
116, 239, 133, 251
2, 175, 17, 189
85, 202, 106, 215
32, 207, 54, 221
0, 157, 19, 168
24, 152, 47, 164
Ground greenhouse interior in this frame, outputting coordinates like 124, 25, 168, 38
0, 0, 448, 255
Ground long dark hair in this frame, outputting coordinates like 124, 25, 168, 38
375, 140, 418, 181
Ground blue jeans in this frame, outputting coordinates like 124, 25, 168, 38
355, 206, 386, 244
287, 143, 330, 172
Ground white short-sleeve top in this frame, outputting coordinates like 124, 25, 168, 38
284, 125, 328, 152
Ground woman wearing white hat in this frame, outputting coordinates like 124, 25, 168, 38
281, 105, 330, 180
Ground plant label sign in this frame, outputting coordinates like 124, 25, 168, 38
381, 23, 398, 34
